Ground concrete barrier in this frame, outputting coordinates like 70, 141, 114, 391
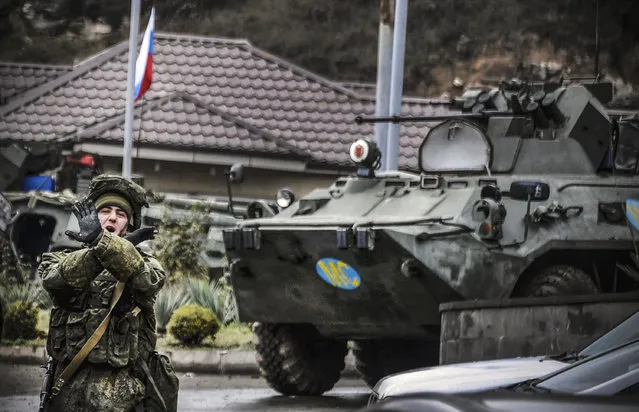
439, 291, 639, 365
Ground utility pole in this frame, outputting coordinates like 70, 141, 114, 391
594, 0, 599, 77
385, 0, 408, 171
122, 0, 141, 179
374, 0, 394, 172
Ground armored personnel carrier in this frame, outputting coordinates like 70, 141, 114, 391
222, 79, 639, 395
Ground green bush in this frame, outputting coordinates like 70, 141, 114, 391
2, 300, 39, 341
155, 283, 191, 333
153, 208, 209, 282
0, 238, 25, 285
0, 282, 52, 311
168, 304, 221, 346
183, 277, 229, 322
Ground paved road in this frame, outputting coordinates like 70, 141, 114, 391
0, 363, 371, 412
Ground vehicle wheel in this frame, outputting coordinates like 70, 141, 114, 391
353, 339, 439, 388
253, 323, 348, 396
517, 264, 599, 297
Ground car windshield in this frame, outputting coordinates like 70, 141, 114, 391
578, 311, 639, 357
535, 340, 639, 394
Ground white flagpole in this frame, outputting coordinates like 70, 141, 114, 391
123, 0, 141, 179
385, 0, 408, 171
374, 0, 394, 172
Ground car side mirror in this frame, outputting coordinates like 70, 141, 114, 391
509, 181, 550, 201
227, 163, 244, 184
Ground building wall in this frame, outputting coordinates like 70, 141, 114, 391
101, 157, 342, 199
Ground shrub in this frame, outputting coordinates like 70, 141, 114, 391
153, 207, 209, 282
155, 282, 191, 333
0, 282, 52, 311
2, 300, 39, 341
183, 277, 229, 322
0, 238, 25, 285
167, 304, 221, 346
222, 287, 239, 325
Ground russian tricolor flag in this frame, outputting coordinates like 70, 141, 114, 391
134, 7, 155, 101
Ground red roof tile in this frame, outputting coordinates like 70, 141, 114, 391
0, 62, 72, 104
0, 33, 459, 171
76, 93, 305, 158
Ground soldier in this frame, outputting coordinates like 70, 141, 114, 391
37, 174, 178, 412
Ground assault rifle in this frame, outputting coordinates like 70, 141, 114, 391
39, 356, 57, 412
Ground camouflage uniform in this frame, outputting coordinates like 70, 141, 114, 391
38, 175, 173, 412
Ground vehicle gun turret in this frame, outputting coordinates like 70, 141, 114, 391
354, 79, 629, 177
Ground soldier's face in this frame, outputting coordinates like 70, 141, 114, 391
98, 206, 129, 236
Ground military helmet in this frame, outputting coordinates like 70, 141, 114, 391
85, 174, 149, 230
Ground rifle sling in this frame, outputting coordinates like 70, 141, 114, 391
139, 357, 168, 412
52, 281, 131, 396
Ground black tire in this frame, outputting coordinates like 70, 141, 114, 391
253, 323, 348, 396
517, 264, 599, 297
353, 339, 439, 388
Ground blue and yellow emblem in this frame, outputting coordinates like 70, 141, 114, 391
626, 199, 639, 231
315, 258, 361, 290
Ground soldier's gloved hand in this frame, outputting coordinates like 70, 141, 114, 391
123, 226, 157, 246
65, 199, 102, 244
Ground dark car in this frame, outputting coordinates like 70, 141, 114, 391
506, 338, 639, 396
361, 391, 639, 412
374, 338, 639, 408
371, 311, 639, 403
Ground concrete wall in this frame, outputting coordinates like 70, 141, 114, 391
439, 296, 639, 365
101, 157, 342, 199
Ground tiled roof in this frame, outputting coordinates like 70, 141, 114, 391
334, 81, 377, 97
0, 32, 459, 171
75, 92, 305, 158
0, 62, 72, 104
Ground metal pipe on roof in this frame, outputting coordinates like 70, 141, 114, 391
123, 0, 141, 179
385, 0, 408, 171
374, 0, 394, 172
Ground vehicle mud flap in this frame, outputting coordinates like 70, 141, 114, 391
253, 323, 348, 396
353, 338, 440, 388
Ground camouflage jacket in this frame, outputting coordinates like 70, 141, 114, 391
38, 230, 166, 368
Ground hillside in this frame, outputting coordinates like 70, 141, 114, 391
1, 0, 638, 104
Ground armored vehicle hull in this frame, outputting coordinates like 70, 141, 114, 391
224, 174, 639, 390
223, 82, 639, 395
227, 173, 639, 337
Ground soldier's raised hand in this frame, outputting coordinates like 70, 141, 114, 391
123, 226, 157, 246
65, 199, 103, 244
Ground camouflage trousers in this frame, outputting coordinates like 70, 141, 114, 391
47, 362, 146, 412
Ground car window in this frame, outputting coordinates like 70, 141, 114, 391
580, 312, 639, 357
536, 341, 639, 394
